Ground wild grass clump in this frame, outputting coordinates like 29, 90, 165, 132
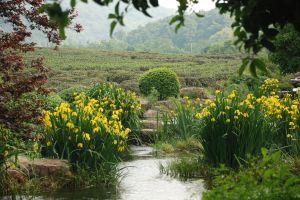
155, 97, 201, 142
86, 83, 141, 139
42, 92, 134, 166
157, 79, 299, 169
146, 87, 160, 105
59, 86, 88, 103
0, 128, 14, 196
154, 138, 202, 155
42, 85, 141, 185
160, 156, 210, 181
0, 127, 39, 196
196, 79, 300, 168
203, 148, 300, 200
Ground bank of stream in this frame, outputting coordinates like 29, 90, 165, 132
6, 146, 205, 200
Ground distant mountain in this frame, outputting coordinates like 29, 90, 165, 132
31, 1, 175, 46
29, 3, 238, 53
117, 9, 237, 53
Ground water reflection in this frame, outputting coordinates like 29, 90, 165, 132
118, 146, 203, 200
4, 146, 204, 200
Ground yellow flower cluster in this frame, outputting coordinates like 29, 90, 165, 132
194, 79, 300, 139
260, 78, 279, 94
43, 92, 134, 153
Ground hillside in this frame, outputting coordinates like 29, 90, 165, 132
102, 9, 238, 54
31, 1, 175, 46
30, 4, 238, 53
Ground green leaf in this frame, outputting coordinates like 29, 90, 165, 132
175, 23, 182, 33
108, 13, 116, 19
239, 58, 250, 75
261, 147, 268, 158
271, 151, 281, 162
252, 58, 268, 74
110, 21, 117, 37
264, 28, 279, 39
71, 0, 76, 7
59, 25, 66, 39
118, 16, 124, 26
39, 4, 48, 13
261, 38, 276, 52
169, 15, 182, 25
115, 2, 120, 16
150, 0, 159, 7
249, 60, 257, 77
194, 12, 204, 18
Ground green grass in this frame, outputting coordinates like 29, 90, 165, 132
159, 156, 211, 181
154, 137, 203, 155
25, 48, 242, 91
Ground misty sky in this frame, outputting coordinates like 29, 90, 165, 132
159, 0, 215, 11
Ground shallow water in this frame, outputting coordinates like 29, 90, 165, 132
119, 146, 204, 200
6, 146, 204, 200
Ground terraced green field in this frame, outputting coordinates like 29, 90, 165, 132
26, 48, 242, 92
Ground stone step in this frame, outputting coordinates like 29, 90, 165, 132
141, 119, 161, 129
140, 129, 156, 143
140, 128, 156, 136
143, 109, 160, 119
140, 99, 151, 111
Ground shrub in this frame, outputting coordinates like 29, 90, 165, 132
119, 79, 139, 93
106, 70, 133, 83
203, 148, 300, 200
269, 24, 300, 74
196, 79, 300, 168
179, 87, 208, 99
42, 93, 131, 169
223, 74, 264, 97
0, 128, 16, 168
156, 98, 201, 141
0, 0, 61, 138
59, 86, 88, 103
223, 83, 250, 97
0, 127, 19, 195
3, 92, 64, 134
43, 93, 65, 111
3, 92, 46, 134
139, 68, 180, 100
146, 87, 159, 105
17, 92, 64, 112
86, 83, 141, 136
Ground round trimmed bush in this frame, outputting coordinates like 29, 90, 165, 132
139, 68, 180, 100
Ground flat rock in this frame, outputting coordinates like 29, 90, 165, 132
156, 100, 175, 110
140, 129, 155, 143
143, 109, 160, 119
18, 156, 72, 178
142, 120, 161, 129
291, 77, 300, 87
140, 99, 152, 111
7, 169, 27, 183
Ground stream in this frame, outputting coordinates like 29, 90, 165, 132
7, 146, 205, 200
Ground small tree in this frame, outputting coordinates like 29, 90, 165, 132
139, 68, 180, 100
269, 24, 300, 74
0, 0, 81, 136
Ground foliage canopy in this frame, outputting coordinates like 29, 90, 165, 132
270, 24, 300, 74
